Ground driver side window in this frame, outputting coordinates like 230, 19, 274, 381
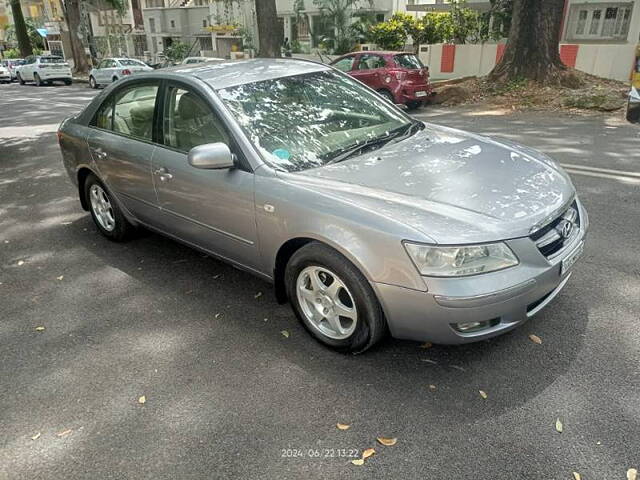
162, 86, 228, 153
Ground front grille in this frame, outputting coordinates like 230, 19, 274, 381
530, 201, 580, 258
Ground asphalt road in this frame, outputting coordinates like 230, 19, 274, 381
1, 82, 639, 480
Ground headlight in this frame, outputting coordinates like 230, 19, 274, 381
404, 242, 519, 277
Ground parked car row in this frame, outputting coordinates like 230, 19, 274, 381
89, 58, 154, 89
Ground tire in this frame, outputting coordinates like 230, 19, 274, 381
285, 242, 387, 353
377, 89, 395, 104
84, 173, 134, 241
64, 79, 72, 86
34, 73, 42, 87
112, 76, 118, 83
17, 73, 25, 85
89, 76, 98, 89
407, 100, 423, 111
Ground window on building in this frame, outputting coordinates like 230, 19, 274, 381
148, 17, 156, 33
170, 19, 175, 28
202, 19, 208, 28
567, 3, 633, 41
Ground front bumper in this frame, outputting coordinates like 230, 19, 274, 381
373, 199, 588, 344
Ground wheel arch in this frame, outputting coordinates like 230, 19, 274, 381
272, 234, 378, 305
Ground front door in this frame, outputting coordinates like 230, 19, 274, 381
151, 83, 260, 270
86, 81, 160, 223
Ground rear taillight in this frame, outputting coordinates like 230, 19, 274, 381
122, 69, 132, 75
38, 64, 48, 69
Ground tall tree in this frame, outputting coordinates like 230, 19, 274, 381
255, 0, 282, 58
489, 0, 566, 84
8, 0, 33, 57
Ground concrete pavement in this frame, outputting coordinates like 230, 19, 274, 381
1, 82, 639, 479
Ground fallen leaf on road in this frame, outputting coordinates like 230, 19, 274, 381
17, 260, 24, 266
572, 472, 581, 480
35, 326, 45, 332
429, 384, 437, 390
138, 395, 146, 404
479, 390, 488, 399
57, 429, 72, 437
213, 274, 222, 279
362, 448, 375, 459
254, 292, 263, 298
376, 437, 397, 446
419, 342, 432, 349
31, 432, 41, 440
351, 458, 365, 466
263, 318, 268, 322
281, 330, 290, 338
336, 423, 350, 430
56, 276, 64, 281
214, 313, 222, 319
555, 418, 563, 433
628, 468, 638, 480
450, 365, 466, 371
421, 359, 437, 364
529, 334, 543, 344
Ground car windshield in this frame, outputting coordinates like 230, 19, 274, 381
394, 54, 424, 70
218, 70, 411, 172
41, 57, 65, 64
119, 59, 146, 67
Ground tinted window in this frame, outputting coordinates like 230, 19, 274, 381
163, 86, 228, 152
119, 59, 146, 67
332, 56, 355, 72
358, 54, 386, 70
111, 84, 159, 140
40, 56, 65, 64
394, 54, 424, 70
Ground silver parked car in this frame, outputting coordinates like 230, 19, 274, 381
89, 58, 153, 89
58, 59, 588, 353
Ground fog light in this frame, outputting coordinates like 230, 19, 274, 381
452, 318, 499, 333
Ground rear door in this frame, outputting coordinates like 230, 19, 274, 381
351, 54, 387, 90
86, 80, 161, 223
150, 81, 260, 269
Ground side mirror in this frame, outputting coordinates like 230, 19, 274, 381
626, 87, 640, 123
188, 142, 235, 170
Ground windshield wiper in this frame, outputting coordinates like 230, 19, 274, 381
325, 121, 423, 166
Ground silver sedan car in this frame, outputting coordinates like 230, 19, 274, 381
58, 59, 588, 353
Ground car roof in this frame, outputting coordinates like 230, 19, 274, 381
156, 58, 330, 90
333, 51, 414, 60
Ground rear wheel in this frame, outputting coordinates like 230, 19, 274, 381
64, 79, 72, 86
285, 242, 387, 353
89, 76, 98, 89
377, 89, 395, 104
84, 174, 134, 241
407, 100, 423, 111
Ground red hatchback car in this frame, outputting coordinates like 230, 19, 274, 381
330, 51, 432, 109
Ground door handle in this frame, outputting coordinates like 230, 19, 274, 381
154, 167, 173, 182
92, 148, 107, 160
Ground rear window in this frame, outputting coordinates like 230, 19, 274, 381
394, 54, 424, 70
119, 59, 146, 67
40, 57, 65, 64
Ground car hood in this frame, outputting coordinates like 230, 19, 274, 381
279, 123, 575, 244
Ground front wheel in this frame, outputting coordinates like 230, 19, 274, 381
84, 174, 135, 241
89, 76, 97, 89
377, 89, 395, 104
17, 73, 25, 85
34, 73, 42, 87
285, 242, 387, 353
64, 79, 72, 86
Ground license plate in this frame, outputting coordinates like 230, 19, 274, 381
415, 91, 427, 97
561, 242, 584, 275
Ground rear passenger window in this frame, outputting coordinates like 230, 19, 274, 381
112, 84, 159, 141
358, 55, 386, 70
162, 86, 228, 152
94, 99, 114, 130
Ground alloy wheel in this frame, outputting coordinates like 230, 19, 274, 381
89, 184, 116, 232
296, 266, 358, 340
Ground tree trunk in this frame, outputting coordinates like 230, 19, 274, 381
63, 0, 91, 74
489, 0, 566, 84
9, 0, 33, 57
255, 0, 282, 58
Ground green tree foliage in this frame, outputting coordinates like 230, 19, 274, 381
164, 42, 190, 63
313, 0, 372, 54
5, 17, 45, 50
479, 0, 513, 41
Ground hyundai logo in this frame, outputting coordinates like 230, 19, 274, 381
557, 220, 574, 239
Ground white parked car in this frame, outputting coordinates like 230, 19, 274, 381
181, 56, 224, 65
89, 58, 153, 89
0, 63, 10, 83
1, 59, 25, 82
17, 55, 72, 86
